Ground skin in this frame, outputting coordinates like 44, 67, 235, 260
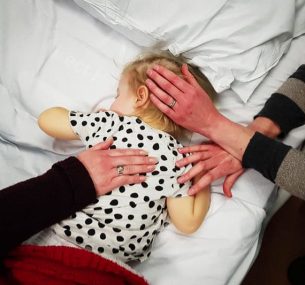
77, 138, 157, 196
39, 71, 211, 234
146, 64, 281, 196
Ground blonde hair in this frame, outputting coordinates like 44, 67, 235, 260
122, 52, 216, 140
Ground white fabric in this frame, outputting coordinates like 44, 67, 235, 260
1, 1, 305, 284
73, 0, 305, 102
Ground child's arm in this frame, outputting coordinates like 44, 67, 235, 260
167, 175, 211, 234
38, 107, 78, 140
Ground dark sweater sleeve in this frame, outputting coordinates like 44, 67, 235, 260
0, 157, 96, 256
243, 134, 305, 199
255, 64, 305, 136
242, 132, 291, 182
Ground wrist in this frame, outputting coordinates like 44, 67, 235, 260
198, 111, 227, 139
248, 117, 281, 139
200, 113, 255, 160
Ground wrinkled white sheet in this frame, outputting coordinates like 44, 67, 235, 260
0, 1, 305, 284
74, 0, 305, 102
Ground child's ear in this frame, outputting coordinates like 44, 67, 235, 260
135, 85, 149, 108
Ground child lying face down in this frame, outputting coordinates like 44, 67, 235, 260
37, 52, 214, 263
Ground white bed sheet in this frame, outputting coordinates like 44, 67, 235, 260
0, 1, 304, 284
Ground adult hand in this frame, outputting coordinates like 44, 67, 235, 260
146, 64, 221, 136
77, 138, 157, 196
176, 143, 244, 197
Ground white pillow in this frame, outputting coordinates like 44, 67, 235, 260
74, 0, 304, 102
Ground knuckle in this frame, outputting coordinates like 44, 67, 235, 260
198, 161, 206, 168
189, 89, 197, 98
205, 172, 213, 182
123, 166, 131, 174
163, 81, 172, 90
199, 152, 206, 160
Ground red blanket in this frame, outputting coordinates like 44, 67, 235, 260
1, 245, 148, 285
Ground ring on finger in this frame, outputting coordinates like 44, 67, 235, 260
168, 98, 176, 108
116, 165, 124, 175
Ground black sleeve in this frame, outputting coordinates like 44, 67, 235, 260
255, 65, 305, 136
0, 157, 96, 256
242, 132, 291, 182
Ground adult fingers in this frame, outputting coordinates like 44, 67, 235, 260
147, 67, 183, 99
150, 93, 175, 118
176, 152, 213, 168
146, 78, 176, 107
151, 64, 192, 93
178, 143, 216, 154
188, 160, 239, 195
179, 153, 229, 184
117, 164, 156, 175
181, 64, 202, 90
178, 163, 204, 184
106, 148, 148, 157
91, 137, 113, 151
178, 157, 219, 184
188, 173, 214, 195
111, 156, 158, 167
223, 170, 244, 198
188, 168, 218, 195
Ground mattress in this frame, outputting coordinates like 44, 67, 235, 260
0, 1, 304, 284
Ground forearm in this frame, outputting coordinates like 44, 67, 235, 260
247, 117, 281, 138
244, 135, 305, 199
201, 113, 255, 161
0, 157, 96, 256
255, 65, 305, 136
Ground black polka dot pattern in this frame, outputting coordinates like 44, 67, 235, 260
53, 110, 192, 263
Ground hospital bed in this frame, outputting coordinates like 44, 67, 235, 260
0, 1, 305, 284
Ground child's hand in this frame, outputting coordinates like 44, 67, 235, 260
77, 138, 158, 196
176, 143, 244, 197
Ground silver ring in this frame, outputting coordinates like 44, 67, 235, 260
116, 165, 124, 175
168, 99, 176, 108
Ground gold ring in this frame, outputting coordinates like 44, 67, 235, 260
116, 165, 124, 175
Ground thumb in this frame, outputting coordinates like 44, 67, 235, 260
182, 64, 201, 88
223, 170, 244, 198
91, 137, 114, 151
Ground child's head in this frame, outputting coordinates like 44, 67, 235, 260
110, 52, 215, 139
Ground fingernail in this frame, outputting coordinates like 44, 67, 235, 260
188, 188, 195, 195
139, 176, 146, 181
153, 64, 160, 71
149, 157, 158, 164
140, 150, 148, 155
178, 177, 185, 184
176, 161, 181, 167
148, 165, 156, 171
146, 69, 153, 76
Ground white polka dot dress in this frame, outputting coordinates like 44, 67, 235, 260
52, 111, 191, 263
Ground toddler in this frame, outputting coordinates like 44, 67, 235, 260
38, 52, 214, 263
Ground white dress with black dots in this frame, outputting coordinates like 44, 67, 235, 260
51, 110, 192, 263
